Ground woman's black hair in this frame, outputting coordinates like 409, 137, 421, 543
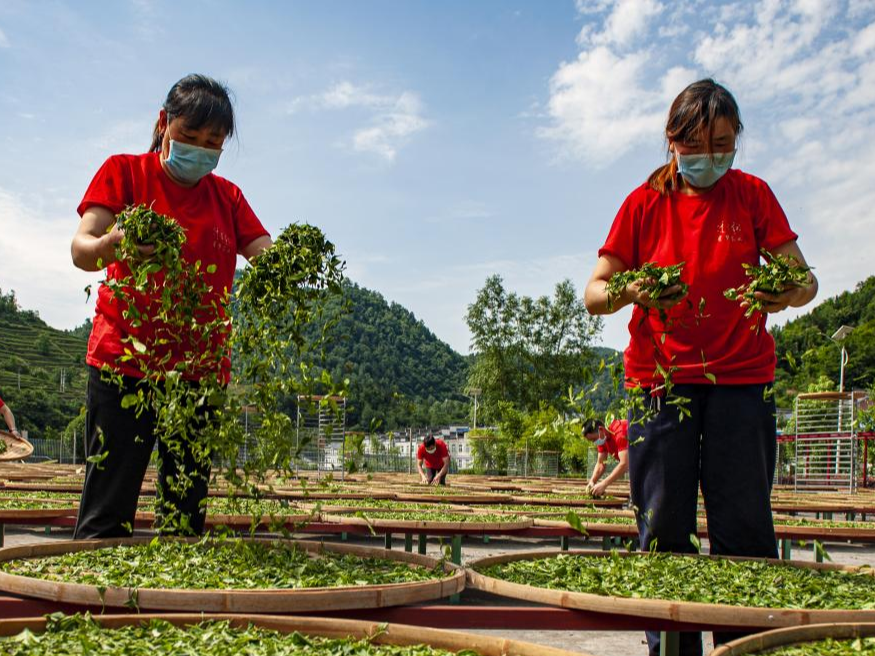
582, 419, 605, 437
149, 74, 235, 152
648, 78, 742, 195
423, 435, 436, 448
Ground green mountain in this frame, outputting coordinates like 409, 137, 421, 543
0, 281, 471, 438
312, 281, 469, 429
0, 289, 89, 439
772, 276, 875, 404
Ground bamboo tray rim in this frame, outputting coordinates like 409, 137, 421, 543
0, 537, 464, 612
466, 549, 875, 628
0, 431, 33, 462
321, 512, 532, 531
0, 612, 590, 656
710, 622, 875, 655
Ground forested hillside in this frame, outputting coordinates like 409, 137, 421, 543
772, 276, 875, 404
0, 281, 471, 437
313, 281, 469, 428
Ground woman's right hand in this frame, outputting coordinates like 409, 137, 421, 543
73, 208, 156, 272
626, 278, 687, 311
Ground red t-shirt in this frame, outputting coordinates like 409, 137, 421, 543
597, 419, 629, 459
0, 395, 4, 409
417, 439, 450, 469
78, 152, 269, 381
599, 169, 798, 388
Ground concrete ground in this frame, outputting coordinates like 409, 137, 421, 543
3, 526, 875, 656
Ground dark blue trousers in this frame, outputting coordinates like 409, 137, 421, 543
628, 384, 778, 656
74, 366, 211, 538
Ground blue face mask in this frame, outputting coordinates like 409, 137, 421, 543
676, 149, 736, 188
594, 436, 607, 447
163, 139, 222, 184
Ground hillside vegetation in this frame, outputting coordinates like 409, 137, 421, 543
0, 289, 88, 439
772, 276, 875, 405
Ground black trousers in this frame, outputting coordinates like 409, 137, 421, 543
74, 366, 211, 539
628, 384, 778, 656
425, 467, 447, 485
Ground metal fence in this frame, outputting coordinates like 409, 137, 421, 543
794, 392, 859, 493
506, 450, 560, 478
24, 437, 83, 464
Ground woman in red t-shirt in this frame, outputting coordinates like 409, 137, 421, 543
70, 74, 272, 539
584, 79, 817, 656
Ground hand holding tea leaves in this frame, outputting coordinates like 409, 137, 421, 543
724, 249, 812, 317
606, 262, 688, 318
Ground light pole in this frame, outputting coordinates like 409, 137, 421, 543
466, 388, 481, 430
831, 325, 854, 433
831, 325, 854, 393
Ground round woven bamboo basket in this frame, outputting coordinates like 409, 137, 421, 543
467, 549, 875, 629
0, 430, 33, 462
709, 622, 875, 655
0, 537, 464, 612
0, 613, 590, 655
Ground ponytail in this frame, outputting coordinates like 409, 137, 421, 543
647, 158, 679, 195
149, 119, 163, 153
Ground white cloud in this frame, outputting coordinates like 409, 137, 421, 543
0, 188, 99, 331
588, 0, 664, 49
0, 26, 10, 48
288, 81, 429, 161
540, 0, 697, 166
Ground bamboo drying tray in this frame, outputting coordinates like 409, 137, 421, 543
0, 537, 464, 612
0, 613, 591, 656
467, 549, 875, 629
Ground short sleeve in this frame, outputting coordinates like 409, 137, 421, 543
598, 188, 643, 269
752, 178, 798, 251
416, 444, 424, 460
231, 187, 270, 253
77, 156, 131, 217
439, 442, 450, 458
0, 396, 5, 409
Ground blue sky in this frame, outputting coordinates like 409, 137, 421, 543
1, 0, 874, 354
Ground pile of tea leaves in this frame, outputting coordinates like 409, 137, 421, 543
774, 517, 875, 530
724, 249, 812, 318
203, 497, 303, 516
0, 614, 481, 656
314, 498, 431, 510
475, 552, 875, 609
0, 498, 76, 511
333, 511, 512, 523
764, 636, 875, 655
605, 262, 688, 312
1, 538, 446, 590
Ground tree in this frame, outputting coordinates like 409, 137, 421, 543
465, 275, 603, 421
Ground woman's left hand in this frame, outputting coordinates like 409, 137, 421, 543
753, 286, 807, 313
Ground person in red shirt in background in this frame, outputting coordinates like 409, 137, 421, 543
70, 74, 272, 540
584, 79, 817, 656
0, 394, 21, 437
417, 434, 450, 486
582, 418, 628, 498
